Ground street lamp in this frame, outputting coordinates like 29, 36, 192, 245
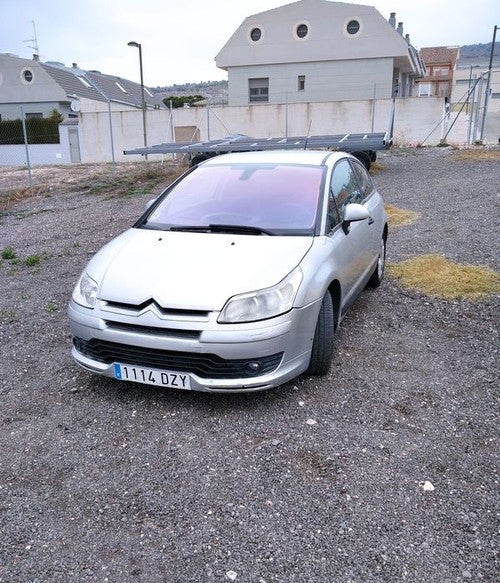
127, 41, 147, 150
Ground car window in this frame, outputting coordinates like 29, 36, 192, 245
145, 163, 324, 235
327, 159, 362, 229
350, 159, 374, 200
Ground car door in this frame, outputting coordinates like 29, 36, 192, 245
349, 158, 384, 264
326, 158, 373, 307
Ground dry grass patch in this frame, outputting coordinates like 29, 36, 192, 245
388, 254, 500, 300
385, 204, 420, 227
0, 162, 187, 212
369, 161, 387, 174
451, 149, 500, 162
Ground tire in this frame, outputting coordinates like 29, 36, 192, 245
352, 151, 371, 171
368, 150, 377, 162
306, 292, 335, 376
367, 235, 386, 288
190, 154, 210, 167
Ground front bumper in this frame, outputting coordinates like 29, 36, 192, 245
68, 298, 321, 392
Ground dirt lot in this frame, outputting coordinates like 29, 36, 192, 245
0, 148, 498, 582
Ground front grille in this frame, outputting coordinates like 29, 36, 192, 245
104, 299, 209, 318
104, 321, 200, 339
73, 337, 283, 379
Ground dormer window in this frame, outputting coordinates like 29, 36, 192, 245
115, 81, 127, 93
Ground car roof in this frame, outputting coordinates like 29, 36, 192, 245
200, 149, 349, 167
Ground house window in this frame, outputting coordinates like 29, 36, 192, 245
250, 27, 262, 42
418, 83, 432, 97
21, 69, 34, 83
25, 112, 43, 118
249, 78, 269, 102
298, 75, 305, 91
346, 20, 360, 35
296, 24, 308, 38
433, 67, 450, 76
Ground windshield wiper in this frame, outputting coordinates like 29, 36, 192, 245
169, 224, 274, 235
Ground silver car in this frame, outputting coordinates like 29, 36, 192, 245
68, 150, 387, 392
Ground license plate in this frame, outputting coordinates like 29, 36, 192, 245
114, 363, 191, 390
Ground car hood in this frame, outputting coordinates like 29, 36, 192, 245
92, 228, 313, 311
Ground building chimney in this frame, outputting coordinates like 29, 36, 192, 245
33, 54, 39, 61
397, 22, 404, 36
72, 63, 78, 68
405, 33, 410, 45
389, 12, 396, 28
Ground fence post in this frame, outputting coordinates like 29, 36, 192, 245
20, 106, 34, 189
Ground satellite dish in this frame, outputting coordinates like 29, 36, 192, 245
70, 100, 81, 112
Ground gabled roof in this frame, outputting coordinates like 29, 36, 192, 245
40, 62, 164, 108
420, 46, 460, 67
216, 0, 424, 75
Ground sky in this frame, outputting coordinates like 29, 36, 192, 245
1, 0, 498, 87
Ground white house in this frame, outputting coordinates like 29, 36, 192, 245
0, 52, 164, 164
215, 0, 425, 106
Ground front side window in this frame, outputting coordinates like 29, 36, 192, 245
144, 163, 324, 235
328, 159, 362, 229
249, 78, 269, 102
350, 159, 373, 199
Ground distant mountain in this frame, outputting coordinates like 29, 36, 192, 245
153, 80, 228, 105
458, 42, 500, 67
460, 42, 499, 59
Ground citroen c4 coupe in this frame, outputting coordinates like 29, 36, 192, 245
68, 150, 387, 392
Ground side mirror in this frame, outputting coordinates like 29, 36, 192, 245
342, 203, 369, 234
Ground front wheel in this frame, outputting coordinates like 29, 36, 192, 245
306, 292, 334, 376
367, 236, 386, 288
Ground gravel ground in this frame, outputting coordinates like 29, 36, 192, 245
0, 147, 498, 583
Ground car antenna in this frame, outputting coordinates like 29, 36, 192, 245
304, 120, 313, 150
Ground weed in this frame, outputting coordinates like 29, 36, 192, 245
384, 204, 420, 227
25, 254, 41, 267
388, 254, 500, 300
0, 308, 16, 319
45, 302, 59, 313
2, 247, 16, 260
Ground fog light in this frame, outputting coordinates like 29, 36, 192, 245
246, 361, 262, 374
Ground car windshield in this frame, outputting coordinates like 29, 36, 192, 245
143, 162, 324, 235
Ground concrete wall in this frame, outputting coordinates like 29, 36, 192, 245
227, 58, 394, 105
0, 143, 70, 166
2, 96, 473, 166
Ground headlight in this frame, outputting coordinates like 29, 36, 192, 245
218, 267, 303, 323
72, 271, 98, 308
